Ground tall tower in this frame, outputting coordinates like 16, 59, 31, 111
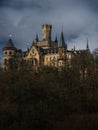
59, 31, 67, 59
59, 31, 67, 49
42, 24, 52, 41
2, 36, 16, 70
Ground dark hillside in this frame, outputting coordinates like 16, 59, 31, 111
0, 66, 98, 130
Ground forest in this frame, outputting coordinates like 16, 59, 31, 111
0, 51, 98, 130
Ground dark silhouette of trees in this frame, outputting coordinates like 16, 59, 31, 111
0, 52, 98, 130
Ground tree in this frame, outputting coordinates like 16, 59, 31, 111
93, 48, 98, 70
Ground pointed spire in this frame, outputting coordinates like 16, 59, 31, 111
59, 31, 66, 48
3, 35, 15, 49
62, 25, 63, 32
9, 34, 12, 38
7, 35, 14, 47
86, 38, 89, 50
54, 34, 58, 43
35, 34, 39, 42
74, 45, 75, 51
32, 40, 35, 46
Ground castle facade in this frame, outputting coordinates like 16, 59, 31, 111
2, 24, 90, 71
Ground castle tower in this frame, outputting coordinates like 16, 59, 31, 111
59, 31, 67, 58
2, 36, 16, 70
42, 24, 52, 41
59, 31, 67, 49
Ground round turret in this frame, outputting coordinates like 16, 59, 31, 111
2, 37, 16, 70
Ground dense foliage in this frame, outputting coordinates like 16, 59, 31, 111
0, 59, 98, 130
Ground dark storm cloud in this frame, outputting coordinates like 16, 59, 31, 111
0, 0, 52, 11
85, 0, 98, 12
0, 0, 98, 54
67, 34, 79, 41
1, 0, 98, 12
0, 0, 41, 10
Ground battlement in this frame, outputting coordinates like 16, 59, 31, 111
42, 24, 52, 29
42, 24, 52, 41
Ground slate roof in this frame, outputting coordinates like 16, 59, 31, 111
3, 37, 16, 50
59, 31, 67, 49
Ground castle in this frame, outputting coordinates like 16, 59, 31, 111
2, 24, 90, 71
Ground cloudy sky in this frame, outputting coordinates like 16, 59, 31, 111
0, 0, 98, 57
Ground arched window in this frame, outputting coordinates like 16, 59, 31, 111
9, 51, 12, 55
4, 59, 7, 65
5, 51, 7, 55
8, 58, 14, 69
46, 57, 48, 61
32, 49, 34, 53
53, 57, 55, 60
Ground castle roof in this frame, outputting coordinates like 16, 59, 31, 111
35, 34, 39, 42
3, 37, 16, 50
59, 31, 67, 49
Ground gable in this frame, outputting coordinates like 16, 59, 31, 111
26, 46, 39, 59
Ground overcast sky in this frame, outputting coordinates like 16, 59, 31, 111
0, 0, 98, 57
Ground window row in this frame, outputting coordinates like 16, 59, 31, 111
46, 56, 58, 61
4, 51, 14, 55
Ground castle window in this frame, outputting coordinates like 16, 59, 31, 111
5, 52, 7, 55
59, 61, 62, 66
4, 59, 7, 65
50, 57, 52, 60
32, 49, 34, 53
9, 51, 12, 55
